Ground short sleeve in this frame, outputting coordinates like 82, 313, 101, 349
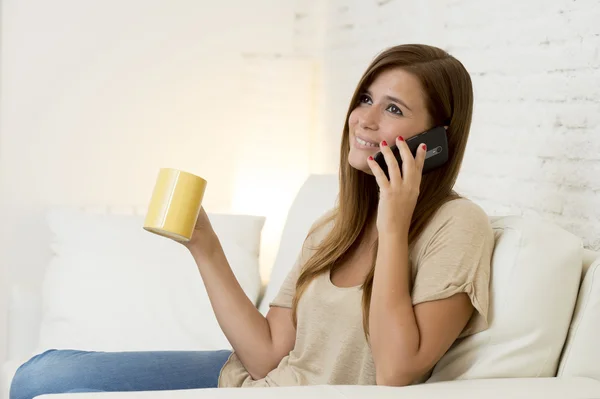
269, 214, 333, 309
411, 200, 494, 337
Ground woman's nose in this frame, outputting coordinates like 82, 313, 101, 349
359, 106, 379, 130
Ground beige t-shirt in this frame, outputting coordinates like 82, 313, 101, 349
218, 198, 494, 387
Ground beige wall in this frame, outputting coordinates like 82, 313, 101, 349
0, 0, 319, 366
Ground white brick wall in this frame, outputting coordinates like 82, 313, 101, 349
302, 0, 600, 250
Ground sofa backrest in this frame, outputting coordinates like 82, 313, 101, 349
257, 174, 339, 314
261, 173, 597, 380
35, 208, 265, 354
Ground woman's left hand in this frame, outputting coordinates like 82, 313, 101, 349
367, 136, 427, 235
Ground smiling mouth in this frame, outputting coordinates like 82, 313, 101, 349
355, 136, 379, 148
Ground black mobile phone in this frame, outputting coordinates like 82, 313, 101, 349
373, 126, 449, 179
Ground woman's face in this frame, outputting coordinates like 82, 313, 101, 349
347, 68, 432, 174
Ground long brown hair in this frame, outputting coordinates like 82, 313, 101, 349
291, 44, 474, 337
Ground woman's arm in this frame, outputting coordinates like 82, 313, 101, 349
369, 231, 473, 386
186, 209, 296, 380
366, 137, 474, 386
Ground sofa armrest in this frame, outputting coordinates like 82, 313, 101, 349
558, 256, 600, 380
583, 249, 600, 275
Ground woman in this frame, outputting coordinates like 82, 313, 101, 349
10, 43, 494, 398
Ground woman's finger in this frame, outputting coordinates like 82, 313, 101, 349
396, 136, 416, 179
415, 143, 427, 175
367, 155, 391, 190
379, 140, 402, 184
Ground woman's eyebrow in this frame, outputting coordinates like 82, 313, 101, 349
365, 90, 412, 111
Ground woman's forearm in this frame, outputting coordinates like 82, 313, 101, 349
369, 232, 422, 386
188, 233, 278, 379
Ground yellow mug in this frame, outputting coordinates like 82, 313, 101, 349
143, 168, 207, 242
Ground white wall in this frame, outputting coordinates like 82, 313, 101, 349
312, 0, 600, 251
0, 0, 319, 365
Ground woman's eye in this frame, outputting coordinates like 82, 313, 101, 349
387, 104, 403, 115
358, 94, 372, 104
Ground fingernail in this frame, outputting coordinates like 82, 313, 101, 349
381, 140, 388, 147
422, 144, 427, 151
368, 156, 374, 161
397, 136, 404, 141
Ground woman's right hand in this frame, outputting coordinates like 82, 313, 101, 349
183, 206, 218, 258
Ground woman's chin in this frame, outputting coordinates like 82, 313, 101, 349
348, 157, 373, 175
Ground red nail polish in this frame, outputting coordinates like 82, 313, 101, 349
368, 156, 374, 161
381, 140, 388, 147
422, 144, 427, 151
397, 136, 404, 141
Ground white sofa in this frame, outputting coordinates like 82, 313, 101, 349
2, 173, 600, 399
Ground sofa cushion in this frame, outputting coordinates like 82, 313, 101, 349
29, 377, 600, 399
429, 216, 582, 381
37, 207, 264, 353
557, 255, 600, 380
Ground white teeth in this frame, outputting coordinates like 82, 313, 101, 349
356, 136, 379, 147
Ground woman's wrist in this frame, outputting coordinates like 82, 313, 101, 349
186, 230, 222, 263
379, 225, 410, 244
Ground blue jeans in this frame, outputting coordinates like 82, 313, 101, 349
10, 349, 232, 399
